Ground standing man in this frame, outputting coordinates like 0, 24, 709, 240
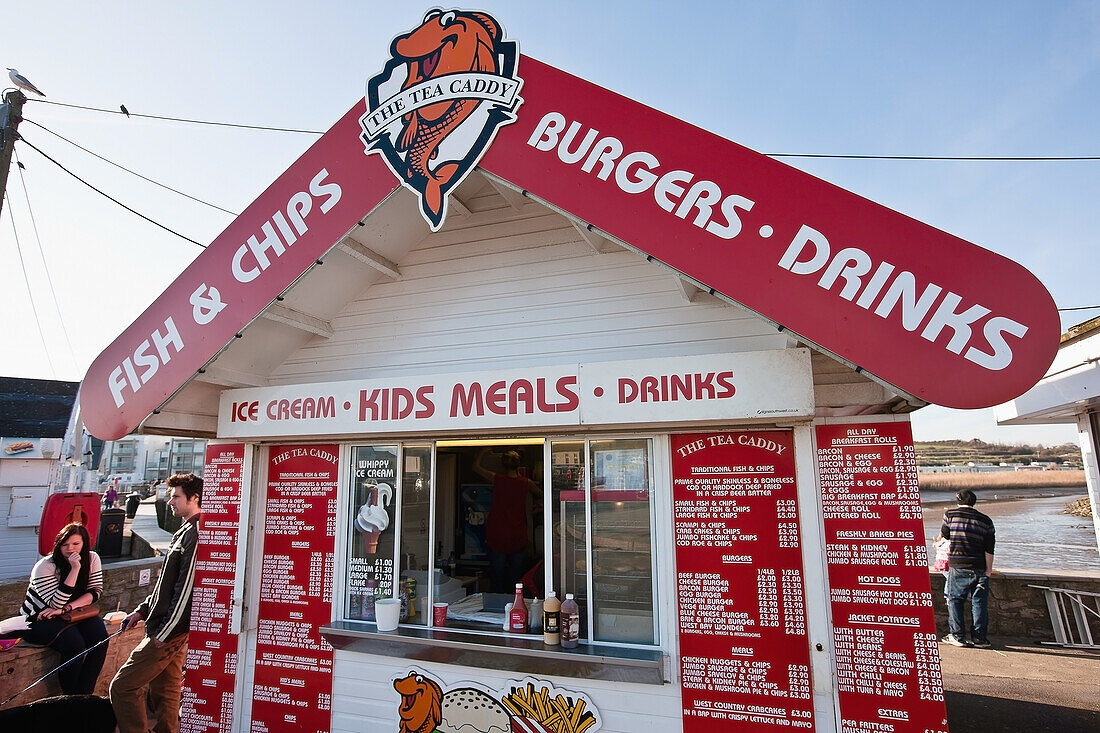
940, 489, 996, 648
110, 472, 202, 733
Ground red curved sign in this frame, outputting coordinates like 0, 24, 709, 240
80, 107, 398, 440
81, 53, 1059, 439
479, 57, 1060, 410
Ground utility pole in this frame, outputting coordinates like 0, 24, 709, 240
0, 89, 28, 221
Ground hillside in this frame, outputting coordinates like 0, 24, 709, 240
914, 439, 1081, 467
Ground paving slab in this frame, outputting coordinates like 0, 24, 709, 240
938, 636, 1100, 732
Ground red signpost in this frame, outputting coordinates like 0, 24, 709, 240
248, 444, 339, 733
672, 431, 815, 731
181, 443, 246, 733
817, 422, 948, 733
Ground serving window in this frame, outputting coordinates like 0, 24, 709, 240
342, 436, 660, 647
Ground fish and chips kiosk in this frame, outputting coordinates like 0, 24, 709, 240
78, 9, 1060, 733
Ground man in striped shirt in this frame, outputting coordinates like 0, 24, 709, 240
940, 489, 996, 648
110, 473, 202, 733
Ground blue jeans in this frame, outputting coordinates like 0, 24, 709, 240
946, 568, 990, 642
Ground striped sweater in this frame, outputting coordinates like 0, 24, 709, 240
20, 552, 104, 620
940, 505, 996, 572
137, 513, 199, 642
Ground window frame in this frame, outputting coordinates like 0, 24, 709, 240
341, 433, 662, 649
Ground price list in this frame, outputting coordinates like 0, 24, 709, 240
181, 444, 245, 733
249, 444, 339, 733
816, 423, 948, 733
672, 431, 815, 732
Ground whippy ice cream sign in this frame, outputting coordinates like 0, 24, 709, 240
361, 8, 524, 230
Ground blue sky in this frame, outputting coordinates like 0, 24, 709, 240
2, 2, 1096, 445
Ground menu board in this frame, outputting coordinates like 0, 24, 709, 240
816, 423, 948, 733
182, 443, 245, 733
672, 431, 815, 732
249, 444, 338, 733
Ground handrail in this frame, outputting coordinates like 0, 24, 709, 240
1029, 584, 1100, 649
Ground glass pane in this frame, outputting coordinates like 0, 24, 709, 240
550, 441, 587, 636
346, 446, 398, 621
398, 445, 432, 625
590, 439, 655, 644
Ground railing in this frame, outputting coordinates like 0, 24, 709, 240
1029, 584, 1100, 649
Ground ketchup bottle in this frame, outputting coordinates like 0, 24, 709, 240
508, 583, 528, 633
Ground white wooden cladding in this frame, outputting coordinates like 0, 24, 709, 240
272, 203, 787, 385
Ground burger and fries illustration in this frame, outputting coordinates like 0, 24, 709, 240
394, 671, 600, 733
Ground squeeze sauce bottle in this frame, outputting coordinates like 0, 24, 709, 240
560, 593, 580, 648
509, 583, 529, 633
542, 591, 561, 645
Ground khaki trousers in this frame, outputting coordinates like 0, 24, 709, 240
110, 633, 189, 733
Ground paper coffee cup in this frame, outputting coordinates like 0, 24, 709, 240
433, 602, 448, 626
375, 599, 401, 631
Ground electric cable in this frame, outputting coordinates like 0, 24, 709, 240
12, 147, 78, 370
3, 190, 56, 375
30, 98, 324, 135
24, 118, 238, 216
17, 135, 208, 249
767, 153, 1100, 161
1057, 305, 1100, 312
26, 100, 1100, 161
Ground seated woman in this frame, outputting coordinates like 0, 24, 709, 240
19, 523, 109, 695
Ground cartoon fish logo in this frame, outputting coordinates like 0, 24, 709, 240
362, 8, 523, 231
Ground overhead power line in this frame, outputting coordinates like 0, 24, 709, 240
767, 153, 1100, 162
3, 190, 56, 375
18, 135, 208, 249
30, 99, 325, 135
27, 97, 1100, 161
1058, 305, 1100, 312
24, 118, 238, 216
11, 147, 78, 369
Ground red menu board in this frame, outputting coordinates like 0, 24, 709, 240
249, 444, 338, 733
816, 423, 949, 733
672, 431, 815, 732
182, 443, 245, 733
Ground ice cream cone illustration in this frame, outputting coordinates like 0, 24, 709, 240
355, 482, 392, 553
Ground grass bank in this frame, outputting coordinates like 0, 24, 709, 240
917, 470, 1086, 492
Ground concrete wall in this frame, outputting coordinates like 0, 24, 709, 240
929, 568, 1100, 641
0, 557, 164, 709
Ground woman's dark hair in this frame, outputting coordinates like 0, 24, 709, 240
51, 523, 92, 591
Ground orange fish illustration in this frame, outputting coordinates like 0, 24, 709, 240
394, 672, 443, 733
391, 9, 502, 223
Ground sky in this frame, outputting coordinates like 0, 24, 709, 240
1, 1, 1096, 446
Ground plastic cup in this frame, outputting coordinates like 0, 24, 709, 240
433, 603, 448, 626
375, 599, 401, 631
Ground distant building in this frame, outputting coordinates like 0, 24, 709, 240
996, 315, 1100, 556
0, 376, 80, 579
100, 435, 207, 487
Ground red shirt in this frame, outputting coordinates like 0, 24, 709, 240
485, 474, 529, 553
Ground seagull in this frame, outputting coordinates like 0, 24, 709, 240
120, 104, 129, 117
6, 68, 45, 97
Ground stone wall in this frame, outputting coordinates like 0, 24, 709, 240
929, 568, 1100, 641
0, 557, 164, 709
0, 624, 145, 707
0, 557, 164, 623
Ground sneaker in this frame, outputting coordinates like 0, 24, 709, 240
940, 635, 969, 647
971, 639, 992, 648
